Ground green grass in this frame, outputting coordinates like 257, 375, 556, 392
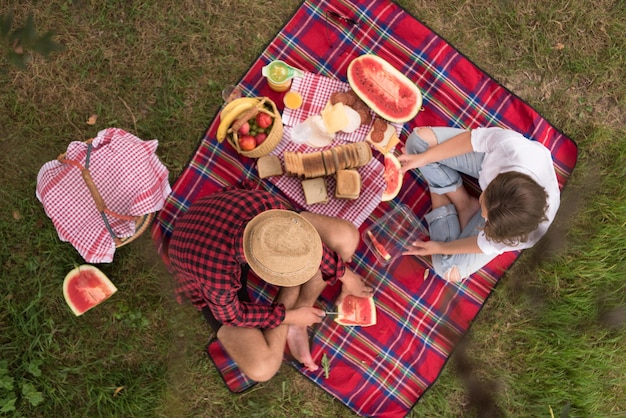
1, 0, 625, 417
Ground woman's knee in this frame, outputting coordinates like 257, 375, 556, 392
407, 127, 437, 154
431, 256, 464, 283
414, 127, 437, 147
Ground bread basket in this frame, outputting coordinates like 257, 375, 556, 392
227, 97, 283, 158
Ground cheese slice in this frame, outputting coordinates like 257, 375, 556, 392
306, 115, 334, 148
321, 102, 349, 134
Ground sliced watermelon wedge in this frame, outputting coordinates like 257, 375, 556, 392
334, 295, 377, 327
366, 230, 391, 261
63, 265, 117, 316
382, 153, 402, 202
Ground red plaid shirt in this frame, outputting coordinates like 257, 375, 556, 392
169, 188, 345, 329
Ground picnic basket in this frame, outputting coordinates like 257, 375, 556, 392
227, 97, 283, 158
57, 138, 154, 247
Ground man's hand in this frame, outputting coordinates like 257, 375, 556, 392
402, 239, 440, 256
284, 306, 325, 327
337, 268, 374, 304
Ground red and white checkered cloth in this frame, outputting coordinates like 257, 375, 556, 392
36, 128, 171, 263
271, 72, 400, 227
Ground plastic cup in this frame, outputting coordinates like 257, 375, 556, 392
221, 85, 242, 103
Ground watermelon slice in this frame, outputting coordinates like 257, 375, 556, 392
366, 230, 391, 262
63, 265, 117, 316
334, 295, 377, 327
381, 153, 402, 201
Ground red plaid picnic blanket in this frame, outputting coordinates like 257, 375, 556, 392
151, 0, 578, 416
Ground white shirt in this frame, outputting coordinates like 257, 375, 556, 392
471, 127, 560, 255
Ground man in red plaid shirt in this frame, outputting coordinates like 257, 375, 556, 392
169, 186, 373, 381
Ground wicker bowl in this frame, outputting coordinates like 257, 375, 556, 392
227, 97, 283, 158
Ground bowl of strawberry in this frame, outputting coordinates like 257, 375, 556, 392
227, 97, 283, 158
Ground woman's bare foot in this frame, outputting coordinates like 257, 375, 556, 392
287, 325, 318, 371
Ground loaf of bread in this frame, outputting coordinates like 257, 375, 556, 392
283, 142, 372, 179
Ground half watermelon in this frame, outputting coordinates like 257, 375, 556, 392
63, 265, 117, 316
334, 295, 377, 327
347, 54, 422, 123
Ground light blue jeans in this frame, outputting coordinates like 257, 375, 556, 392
406, 127, 497, 281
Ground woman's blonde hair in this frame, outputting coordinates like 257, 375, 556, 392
482, 172, 549, 246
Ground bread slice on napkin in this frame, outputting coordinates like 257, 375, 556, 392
335, 169, 361, 200
302, 177, 328, 204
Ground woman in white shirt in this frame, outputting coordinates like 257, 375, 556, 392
398, 127, 560, 282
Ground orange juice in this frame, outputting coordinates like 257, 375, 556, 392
269, 78, 292, 92
283, 91, 303, 109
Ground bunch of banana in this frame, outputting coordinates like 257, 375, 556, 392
216, 97, 262, 142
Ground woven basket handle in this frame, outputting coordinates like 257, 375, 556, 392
56, 140, 136, 245
80, 168, 106, 213
56, 139, 133, 220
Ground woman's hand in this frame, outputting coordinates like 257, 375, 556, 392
397, 150, 429, 174
402, 239, 441, 256
337, 268, 374, 304
284, 306, 325, 327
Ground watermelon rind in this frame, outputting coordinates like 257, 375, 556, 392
347, 54, 422, 123
63, 265, 117, 316
381, 153, 403, 202
334, 295, 377, 327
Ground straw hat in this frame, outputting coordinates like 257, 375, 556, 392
243, 210, 322, 287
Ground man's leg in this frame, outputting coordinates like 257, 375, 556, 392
216, 285, 300, 382
299, 211, 359, 262
285, 212, 360, 371
286, 270, 326, 371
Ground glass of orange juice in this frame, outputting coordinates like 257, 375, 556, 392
283, 91, 303, 109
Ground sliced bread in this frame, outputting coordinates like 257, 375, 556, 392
335, 169, 361, 200
301, 177, 328, 205
257, 155, 283, 178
